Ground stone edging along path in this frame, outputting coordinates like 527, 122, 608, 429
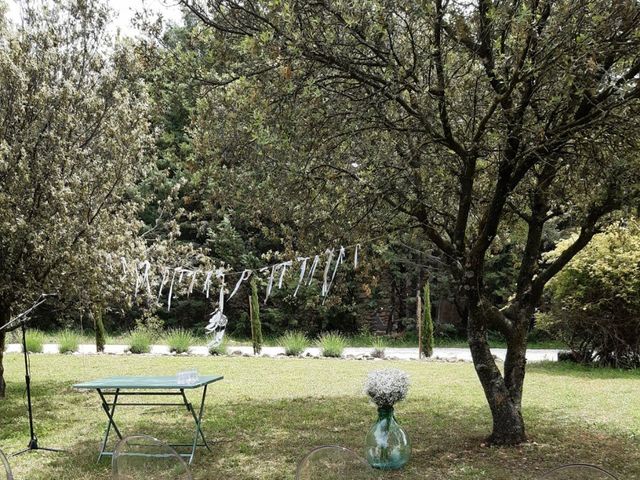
4, 343, 560, 362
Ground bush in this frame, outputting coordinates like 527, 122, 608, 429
165, 328, 194, 354
371, 337, 386, 359
279, 331, 308, 356
58, 330, 79, 354
208, 337, 228, 356
318, 332, 347, 358
540, 221, 640, 368
128, 329, 152, 354
25, 330, 45, 353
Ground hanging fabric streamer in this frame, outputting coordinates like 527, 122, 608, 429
323, 246, 345, 302
157, 268, 169, 302
277, 260, 293, 289
134, 260, 151, 297
187, 270, 199, 297
167, 267, 189, 311
354, 244, 360, 270
105, 253, 114, 273
228, 269, 252, 300
321, 249, 335, 297
202, 270, 213, 298
120, 257, 130, 278
262, 265, 277, 304
205, 268, 228, 347
294, 257, 309, 296
216, 268, 225, 314
307, 255, 320, 285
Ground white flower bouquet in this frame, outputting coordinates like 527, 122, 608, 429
364, 369, 410, 409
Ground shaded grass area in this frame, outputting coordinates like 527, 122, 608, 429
1, 355, 638, 479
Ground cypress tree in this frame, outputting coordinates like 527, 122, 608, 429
250, 277, 263, 354
422, 281, 434, 358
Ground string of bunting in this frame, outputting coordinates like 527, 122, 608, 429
114, 240, 366, 348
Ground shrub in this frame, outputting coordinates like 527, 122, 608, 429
318, 331, 347, 358
165, 328, 194, 354
279, 331, 308, 356
208, 337, 228, 356
128, 329, 152, 354
540, 221, 640, 368
58, 330, 79, 354
25, 330, 45, 353
371, 337, 386, 359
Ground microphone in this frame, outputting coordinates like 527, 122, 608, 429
41, 293, 59, 298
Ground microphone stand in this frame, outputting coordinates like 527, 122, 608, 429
0, 294, 65, 456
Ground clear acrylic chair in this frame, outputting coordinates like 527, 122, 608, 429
540, 464, 619, 479
112, 435, 192, 480
296, 445, 379, 480
0, 448, 13, 480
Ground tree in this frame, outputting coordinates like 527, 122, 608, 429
0, 0, 152, 397
177, 0, 640, 444
249, 277, 263, 354
421, 281, 434, 358
539, 220, 640, 368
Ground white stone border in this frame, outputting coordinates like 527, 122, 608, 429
3, 343, 559, 362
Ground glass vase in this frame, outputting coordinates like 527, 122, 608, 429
364, 406, 411, 470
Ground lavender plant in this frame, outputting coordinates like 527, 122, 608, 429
364, 369, 409, 409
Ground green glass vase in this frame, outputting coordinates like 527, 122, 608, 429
364, 406, 411, 470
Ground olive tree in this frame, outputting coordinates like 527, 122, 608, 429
0, 0, 152, 397
177, 0, 640, 444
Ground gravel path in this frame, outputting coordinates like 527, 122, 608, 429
4, 343, 559, 362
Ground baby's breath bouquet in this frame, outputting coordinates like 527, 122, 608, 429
363, 369, 411, 469
364, 369, 410, 409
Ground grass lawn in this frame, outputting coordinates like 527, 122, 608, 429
0, 354, 638, 479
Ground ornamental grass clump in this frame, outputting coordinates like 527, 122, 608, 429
25, 330, 45, 353
279, 331, 308, 356
165, 328, 194, 354
365, 369, 410, 409
128, 328, 152, 354
58, 330, 79, 354
208, 337, 228, 356
318, 331, 347, 358
371, 337, 386, 359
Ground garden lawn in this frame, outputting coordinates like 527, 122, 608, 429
0, 354, 639, 479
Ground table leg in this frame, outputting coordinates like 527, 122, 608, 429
180, 386, 211, 464
97, 388, 122, 462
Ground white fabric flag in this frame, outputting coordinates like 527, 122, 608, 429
134, 260, 151, 297
324, 246, 345, 301
294, 257, 309, 297
202, 270, 213, 298
307, 255, 320, 285
167, 268, 179, 311
354, 244, 360, 270
228, 269, 252, 300
277, 260, 293, 288
262, 265, 277, 304
157, 268, 170, 302
321, 249, 335, 297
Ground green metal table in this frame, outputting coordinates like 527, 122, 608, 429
74, 375, 223, 464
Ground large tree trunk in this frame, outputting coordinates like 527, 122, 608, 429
468, 305, 527, 445
0, 303, 10, 398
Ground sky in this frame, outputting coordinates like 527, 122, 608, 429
5, 0, 185, 37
